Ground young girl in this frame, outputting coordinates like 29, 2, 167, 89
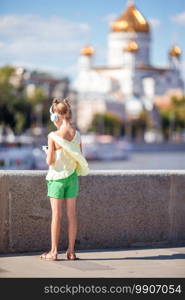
40, 97, 89, 261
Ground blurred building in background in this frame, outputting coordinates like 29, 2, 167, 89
74, 1, 184, 132
10, 67, 70, 99
0, 65, 75, 141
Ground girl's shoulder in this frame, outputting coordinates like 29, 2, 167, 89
48, 128, 81, 144
56, 128, 81, 142
48, 128, 80, 135
48, 131, 54, 137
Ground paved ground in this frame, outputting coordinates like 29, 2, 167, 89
0, 246, 185, 278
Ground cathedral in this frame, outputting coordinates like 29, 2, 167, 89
73, 1, 184, 130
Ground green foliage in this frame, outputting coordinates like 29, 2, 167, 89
159, 96, 185, 134
89, 112, 122, 136
138, 110, 151, 129
26, 87, 46, 107
0, 65, 47, 134
0, 66, 15, 84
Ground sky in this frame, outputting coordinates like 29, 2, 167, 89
0, 0, 185, 82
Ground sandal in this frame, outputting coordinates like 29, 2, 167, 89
66, 251, 79, 260
40, 251, 58, 261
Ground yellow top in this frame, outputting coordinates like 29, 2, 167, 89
46, 130, 90, 180
111, 3, 150, 33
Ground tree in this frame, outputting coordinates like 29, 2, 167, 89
25, 86, 47, 128
0, 66, 25, 133
89, 112, 122, 136
0, 65, 47, 134
159, 95, 185, 140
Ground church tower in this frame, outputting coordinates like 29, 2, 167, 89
169, 45, 182, 71
78, 45, 95, 70
107, 0, 151, 67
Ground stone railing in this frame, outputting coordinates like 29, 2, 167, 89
0, 170, 185, 253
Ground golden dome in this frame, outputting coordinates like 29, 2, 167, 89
80, 45, 94, 56
111, 3, 150, 33
124, 40, 139, 52
169, 45, 182, 57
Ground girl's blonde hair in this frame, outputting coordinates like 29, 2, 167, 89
51, 97, 72, 121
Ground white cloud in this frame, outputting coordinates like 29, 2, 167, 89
0, 14, 91, 76
171, 11, 185, 25
149, 18, 161, 29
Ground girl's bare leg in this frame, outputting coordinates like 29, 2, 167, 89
66, 197, 77, 253
50, 197, 63, 255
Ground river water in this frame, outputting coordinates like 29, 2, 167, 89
88, 152, 185, 170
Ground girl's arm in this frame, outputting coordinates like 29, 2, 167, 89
80, 142, 83, 154
46, 134, 55, 166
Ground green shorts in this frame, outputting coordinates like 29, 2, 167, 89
46, 171, 79, 199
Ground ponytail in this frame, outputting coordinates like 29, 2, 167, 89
51, 97, 72, 121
